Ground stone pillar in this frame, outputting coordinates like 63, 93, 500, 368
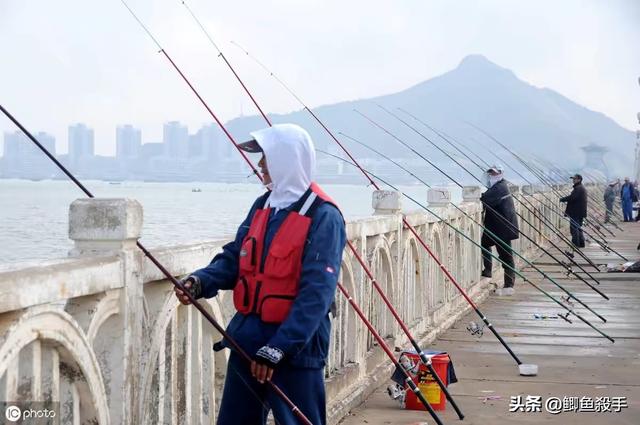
372, 190, 402, 215
522, 185, 536, 196
69, 198, 143, 257
462, 186, 482, 203
427, 188, 451, 208
68, 198, 143, 424
427, 188, 451, 221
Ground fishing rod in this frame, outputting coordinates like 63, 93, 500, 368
120, 2, 446, 421
318, 148, 615, 343
400, 112, 608, 260
373, 109, 608, 297
535, 161, 616, 238
225, 42, 538, 374
517, 151, 615, 238
177, 5, 462, 419
466, 141, 610, 267
530, 157, 623, 230
432, 129, 597, 247
0, 104, 313, 425
411, 116, 604, 271
526, 158, 619, 237
510, 154, 618, 251
379, 107, 606, 286
391, 110, 607, 285
466, 123, 626, 260
516, 155, 614, 243
352, 111, 609, 323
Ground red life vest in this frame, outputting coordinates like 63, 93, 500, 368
233, 183, 339, 324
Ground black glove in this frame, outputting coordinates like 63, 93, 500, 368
180, 275, 202, 299
254, 345, 285, 369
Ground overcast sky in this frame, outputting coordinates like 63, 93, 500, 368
1, 0, 638, 156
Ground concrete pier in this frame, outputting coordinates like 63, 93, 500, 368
339, 222, 640, 424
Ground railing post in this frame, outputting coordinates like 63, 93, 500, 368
69, 198, 144, 424
372, 190, 402, 215
427, 188, 451, 210
462, 186, 482, 203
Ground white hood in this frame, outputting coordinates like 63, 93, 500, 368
251, 124, 316, 211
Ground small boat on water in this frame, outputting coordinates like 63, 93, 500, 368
192, 188, 202, 193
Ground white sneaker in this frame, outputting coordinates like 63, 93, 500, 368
496, 287, 515, 296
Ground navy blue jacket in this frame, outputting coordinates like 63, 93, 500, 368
480, 179, 519, 242
192, 191, 346, 369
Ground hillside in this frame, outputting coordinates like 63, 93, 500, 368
222, 54, 633, 181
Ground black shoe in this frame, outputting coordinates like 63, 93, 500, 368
481, 270, 492, 278
564, 251, 575, 258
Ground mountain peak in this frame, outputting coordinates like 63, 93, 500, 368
454, 54, 516, 79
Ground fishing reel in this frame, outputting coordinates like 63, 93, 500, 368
561, 295, 575, 307
562, 264, 574, 276
399, 353, 419, 376
557, 312, 572, 323
466, 321, 485, 338
387, 383, 405, 404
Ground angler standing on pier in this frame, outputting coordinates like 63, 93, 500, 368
175, 124, 346, 425
480, 165, 519, 296
604, 181, 617, 223
560, 174, 588, 249
620, 177, 636, 222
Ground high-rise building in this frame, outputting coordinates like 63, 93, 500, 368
116, 125, 141, 160
3, 131, 22, 161
68, 123, 95, 165
2, 131, 56, 179
163, 121, 188, 158
191, 123, 231, 160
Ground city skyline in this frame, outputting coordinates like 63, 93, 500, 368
0, 119, 463, 184
1, 120, 232, 157
0, 120, 242, 182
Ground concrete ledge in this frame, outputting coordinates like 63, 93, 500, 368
0, 256, 122, 313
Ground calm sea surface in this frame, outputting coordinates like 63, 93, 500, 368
0, 179, 461, 266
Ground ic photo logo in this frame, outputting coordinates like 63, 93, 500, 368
5, 405, 21, 422
3, 403, 58, 423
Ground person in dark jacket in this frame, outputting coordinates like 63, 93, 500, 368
175, 124, 346, 425
480, 165, 519, 296
560, 174, 588, 249
620, 177, 635, 221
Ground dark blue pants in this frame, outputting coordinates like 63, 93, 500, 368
622, 198, 633, 221
216, 352, 326, 425
568, 216, 585, 248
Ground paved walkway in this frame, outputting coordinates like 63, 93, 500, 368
340, 221, 640, 425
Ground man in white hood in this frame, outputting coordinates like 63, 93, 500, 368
175, 124, 346, 425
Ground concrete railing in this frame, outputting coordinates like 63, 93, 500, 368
0, 185, 570, 424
